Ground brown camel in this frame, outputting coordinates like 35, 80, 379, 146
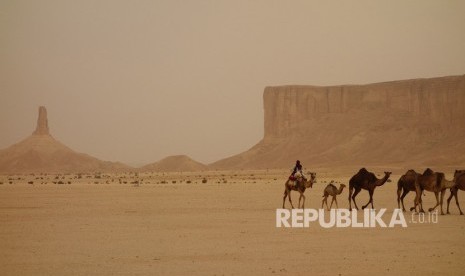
446, 170, 465, 215
397, 169, 422, 212
412, 168, 457, 215
322, 182, 346, 210
282, 172, 316, 209
348, 168, 391, 210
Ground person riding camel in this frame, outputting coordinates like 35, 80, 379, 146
290, 160, 306, 186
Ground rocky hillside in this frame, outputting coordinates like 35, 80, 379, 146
211, 75, 465, 170
140, 155, 208, 172
0, 107, 131, 173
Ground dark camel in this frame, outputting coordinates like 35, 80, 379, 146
282, 172, 316, 209
397, 169, 421, 212
322, 182, 346, 210
348, 168, 391, 210
412, 168, 456, 215
446, 170, 465, 215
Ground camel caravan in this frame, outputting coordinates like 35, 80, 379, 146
282, 168, 465, 215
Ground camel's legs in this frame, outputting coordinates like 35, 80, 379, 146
397, 187, 403, 209
447, 188, 454, 214
322, 196, 328, 209
428, 192, 440, 212
371, 190, 374, 209
348, 186, 353, 210
447, 188, 463, 215
352, 188, 362, 210
455, 190, 464, 215
412, 186, 425, 213
300, 193, 306, 209
329, 197, 334, 210
282, 189, 288, 209
288, 191, 294, 209
362, 189, 374, 209
439, 189, 446, 215
418, 195, 425, 213
334, 196, 338, 209
400, 190, 409, 212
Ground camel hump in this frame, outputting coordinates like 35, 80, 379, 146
406, 169, 416, 175
359, 168, 368, 174
423, 168, 433, 175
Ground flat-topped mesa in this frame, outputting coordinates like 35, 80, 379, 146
32, 106, 50, 135
263, 75, 465, 138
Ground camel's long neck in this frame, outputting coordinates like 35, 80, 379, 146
376, 175, 389, 187
305, 178, 314, 188
337, 186, 345, 194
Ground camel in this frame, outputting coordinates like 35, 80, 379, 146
348, 168, 391, 210
412, 168, 457, 215
397, 169, 422, 212
282, 172, 316, 209
446, 170, 465, 215
321, 182, 346, 210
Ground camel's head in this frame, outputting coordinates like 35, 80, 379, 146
384, 171, 392, 178
305, 172, 316, 188
454, 170, 465, 182
340, 184, 347, 188
454, 170, 465, 178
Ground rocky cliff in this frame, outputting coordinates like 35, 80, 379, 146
32, 106, 50, 135
264, 75, 465, 137
211, 75, 465, 170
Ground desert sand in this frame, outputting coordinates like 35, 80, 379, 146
1, 170, 464, 275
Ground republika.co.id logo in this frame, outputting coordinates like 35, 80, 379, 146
276, 208, 439, 228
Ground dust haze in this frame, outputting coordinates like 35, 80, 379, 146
2, 1, 465, 275
2, 0, 465, 166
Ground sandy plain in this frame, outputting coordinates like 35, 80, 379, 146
1, 169, 464, 275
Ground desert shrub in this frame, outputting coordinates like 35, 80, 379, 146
202, 178, 207, 183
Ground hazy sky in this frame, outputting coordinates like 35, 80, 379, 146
1, 0, 465, 166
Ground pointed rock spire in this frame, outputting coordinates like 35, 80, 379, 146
33, 106, 50, 135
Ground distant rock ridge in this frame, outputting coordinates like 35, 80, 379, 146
263, 75, 465, 138
211, 74, 465, 169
